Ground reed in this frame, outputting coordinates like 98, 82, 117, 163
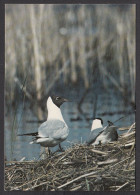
5, 4, 135, 105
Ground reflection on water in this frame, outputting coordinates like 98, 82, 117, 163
5, 92, 135, 161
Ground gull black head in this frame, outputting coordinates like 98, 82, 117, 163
94, 117, 103, 125
107, 120, 114, 126
51, 95, 69, 108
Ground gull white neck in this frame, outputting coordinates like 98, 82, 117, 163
91, 120, 103, 131
47, 97, 66, 124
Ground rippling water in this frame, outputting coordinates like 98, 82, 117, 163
5, 91, 135, 161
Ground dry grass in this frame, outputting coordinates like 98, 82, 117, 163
5, 126, 135, 191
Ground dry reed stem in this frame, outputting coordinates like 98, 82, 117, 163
115, 182, 129, 191
5, 5, 135, 104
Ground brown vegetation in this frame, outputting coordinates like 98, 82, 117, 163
5, 124, 135, 191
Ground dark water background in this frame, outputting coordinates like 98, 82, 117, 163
5, 89, 135, 161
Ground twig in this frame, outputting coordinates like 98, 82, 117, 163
97, 159, 118, 166
129, 160, 135, 167
127, 122, 136, 133
90, 149, 108, 155
110, 157, 131, 169
121, 131, 135, 138
12, 173, 47, 190
57, 171, 97, 189
118, 126, 131, 131
115, 182, 129, 191
70, 185, 82, 191
24, 181, 48, 191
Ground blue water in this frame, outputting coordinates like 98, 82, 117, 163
5, 91, 135, 161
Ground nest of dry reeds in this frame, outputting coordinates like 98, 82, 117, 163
5, 125, 135, 191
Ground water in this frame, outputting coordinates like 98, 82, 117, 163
5, 91, 135, 161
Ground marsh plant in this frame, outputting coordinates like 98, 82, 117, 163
5, 4, 135, 106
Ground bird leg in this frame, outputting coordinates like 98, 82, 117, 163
38, 150, 46, 160
44, 147, 52, 157
38, 147, 51, 160
59, 144, 64, 152
48, 147, 52, 156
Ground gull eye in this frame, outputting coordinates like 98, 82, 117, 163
56, 97, 60, 100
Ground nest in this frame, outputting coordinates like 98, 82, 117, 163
5, 126, 135, 191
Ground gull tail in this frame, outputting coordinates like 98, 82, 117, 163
17, 132, 38, 136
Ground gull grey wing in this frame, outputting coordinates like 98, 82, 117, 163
38, 120, 69, 140
102, 126, 118, 141
52, 125, 69, 140
86, 128, 103, 145
93, 126, 118, 145
102, 125, 116, 134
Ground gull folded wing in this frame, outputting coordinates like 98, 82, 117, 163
38, 120, 69, 140
86, 128, 103, 145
